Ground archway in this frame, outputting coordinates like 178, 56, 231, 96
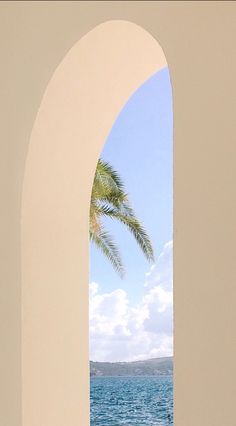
89, 67, 173, 424
21, 20, 168, 425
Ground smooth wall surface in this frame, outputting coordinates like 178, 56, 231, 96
0, 2, 235, 426
21, 21, 167, 426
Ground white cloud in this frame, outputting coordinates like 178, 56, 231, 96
90, 240, 173, 362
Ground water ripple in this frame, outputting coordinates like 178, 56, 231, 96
90, 376, 173, 425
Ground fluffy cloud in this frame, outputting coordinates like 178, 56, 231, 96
90, 240, 173, 362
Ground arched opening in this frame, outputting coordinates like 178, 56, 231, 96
21, 20, 170, 426
89, 68, 173, 425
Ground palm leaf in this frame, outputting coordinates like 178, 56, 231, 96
90, 157, 155, 276
90, 226, 124, 278
93, 202, 154, 262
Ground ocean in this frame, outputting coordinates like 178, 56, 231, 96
90, 376, 173, 425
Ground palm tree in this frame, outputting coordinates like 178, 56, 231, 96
90, 158, 154, 277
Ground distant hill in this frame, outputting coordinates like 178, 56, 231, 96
90, 356, 173, 377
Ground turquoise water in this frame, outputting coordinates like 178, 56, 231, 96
90, 376, 173, 425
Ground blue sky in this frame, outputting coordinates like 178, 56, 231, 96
89, 67, 173, 362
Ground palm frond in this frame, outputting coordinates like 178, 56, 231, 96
92, 159, 127, 208
93, 202, 154, 262
96, 159, 125, 192
90, 157, 155, 276
90, 226, 124, 278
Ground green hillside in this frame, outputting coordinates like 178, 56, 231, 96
90, 356, 173, 377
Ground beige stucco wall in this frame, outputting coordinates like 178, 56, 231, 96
21, 21, 167, 426
0, 2, 235, 426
